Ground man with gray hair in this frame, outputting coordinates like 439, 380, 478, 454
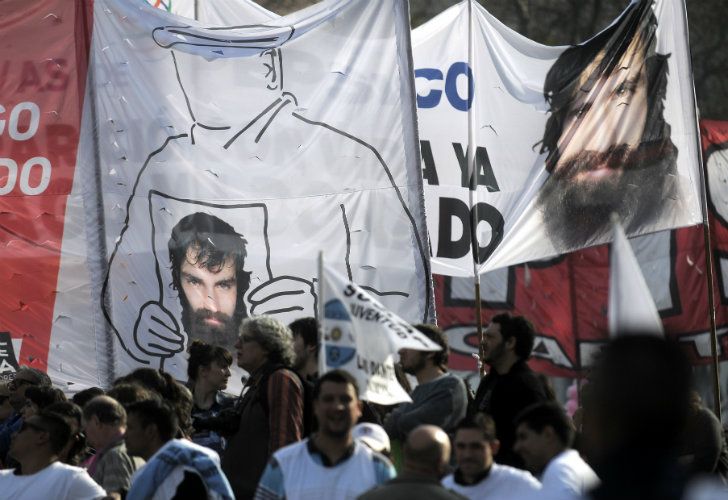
83, 396, 144, 499
222, 316, 304, 499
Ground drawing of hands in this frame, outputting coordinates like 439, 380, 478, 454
248, 276, 317, 325
134, 301, 186, 365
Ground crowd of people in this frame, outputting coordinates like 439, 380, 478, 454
0, 314, 726, 499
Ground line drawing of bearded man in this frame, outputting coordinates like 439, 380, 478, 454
99, 2, 432, 371
536, 0, 678, 250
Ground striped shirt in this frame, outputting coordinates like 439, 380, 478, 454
265, 368, 304, 452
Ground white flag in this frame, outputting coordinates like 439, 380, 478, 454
608, 221, 664, 337
321, 263, 441, 405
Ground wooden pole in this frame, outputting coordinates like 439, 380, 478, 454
466, 0, 485, 377
678, 0, 722, 419
701, 219, 722, 419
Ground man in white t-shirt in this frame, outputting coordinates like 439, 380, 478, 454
254, 369, 396, 500
514, 402, 599, 499
0, 411, 106, 500
442, 413, 541, 499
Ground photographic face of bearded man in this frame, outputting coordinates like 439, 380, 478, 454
180, 246, 240, 351
537, 15, 676, 250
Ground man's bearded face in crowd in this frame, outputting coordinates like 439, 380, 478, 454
538, 33, 675, 250
179, 245, 240, 350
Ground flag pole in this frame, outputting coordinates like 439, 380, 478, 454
698, 147, 721, 419
317, 252, 326, 376
679, 0, 721, 419
700, 216, 721, 419
466, 0, 485, 377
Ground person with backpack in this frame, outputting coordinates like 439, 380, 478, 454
222, 316, 304, 499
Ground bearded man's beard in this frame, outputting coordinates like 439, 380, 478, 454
538, 139, 677, 251
401, 353, 427, 376
181, 306, 240, 351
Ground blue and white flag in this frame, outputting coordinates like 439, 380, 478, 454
321, 263, 441, 405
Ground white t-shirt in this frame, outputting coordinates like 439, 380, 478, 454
0, 462, 106, 500
442, 463, 541, 500
275, 440, 381, 500
539, 449, 599, 500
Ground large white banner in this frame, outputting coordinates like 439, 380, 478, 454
414, 0, 702, 277
321, 263, 441, 405
87, 0, 432, 389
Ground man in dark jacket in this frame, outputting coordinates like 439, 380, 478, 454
223, 316, 304, 499
469, 313, 550, 469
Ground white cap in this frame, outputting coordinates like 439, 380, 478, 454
352, 423, 390, 454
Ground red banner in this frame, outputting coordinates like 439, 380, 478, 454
0, 0, 91, 373
440, 119, 728, 377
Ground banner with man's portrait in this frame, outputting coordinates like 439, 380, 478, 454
90, 0, 432, 389
415, 0, 703, 277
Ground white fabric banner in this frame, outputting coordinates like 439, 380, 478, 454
88, 0, 432, 389
413, 0, 702, 276
608, 221, 664, 337
321, 263, 441, 405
